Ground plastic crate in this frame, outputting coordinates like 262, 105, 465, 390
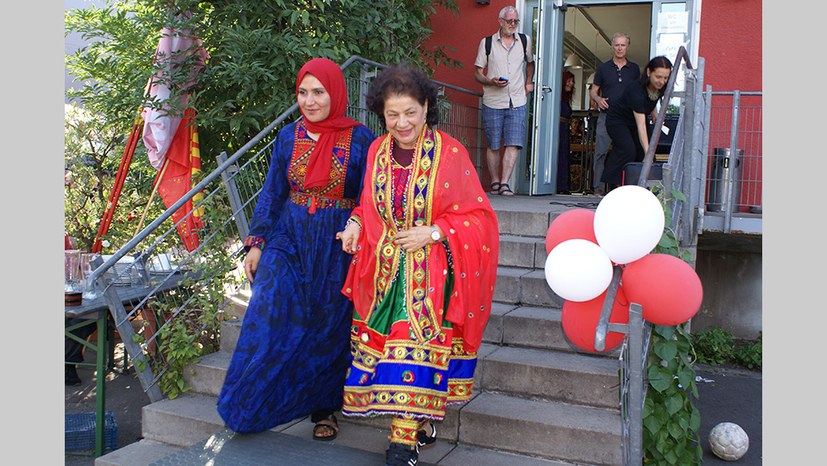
65, 411, 118, 452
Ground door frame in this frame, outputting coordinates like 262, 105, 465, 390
517, 0, 698, 195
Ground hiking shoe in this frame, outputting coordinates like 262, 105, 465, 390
385, 442, 419, 466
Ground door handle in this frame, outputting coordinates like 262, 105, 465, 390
541, 85, 552, 93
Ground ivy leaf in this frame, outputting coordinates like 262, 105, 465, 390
665, 393, 684, 416
648, 366, 675, 392
658, 234, 678, 249
677, 367, 695, 389
655, 339, 679, 361
643, 413, 663, 434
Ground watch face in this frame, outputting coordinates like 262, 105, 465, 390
431, 230, 440, 241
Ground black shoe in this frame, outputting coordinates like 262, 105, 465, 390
65, 365, 82, 386
385, 442, 419, 466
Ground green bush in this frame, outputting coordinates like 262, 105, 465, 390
733, 332, 762, 370
692, 327, 761, 370
692, 327, 734, 366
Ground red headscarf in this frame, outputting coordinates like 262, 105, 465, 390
295, 58, 362, 188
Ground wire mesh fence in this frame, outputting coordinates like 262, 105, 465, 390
704, 91, 762, 214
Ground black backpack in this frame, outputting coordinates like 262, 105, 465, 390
485, 33, 529, 63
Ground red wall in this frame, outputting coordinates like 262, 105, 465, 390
698, 0, 762, 209
698, 0, 762, 93
427, 1, 515, 103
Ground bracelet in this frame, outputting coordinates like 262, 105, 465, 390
345, 217, 362, 231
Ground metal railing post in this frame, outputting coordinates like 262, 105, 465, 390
627, 303, 645, 465
724, 91, 742, 233
217, 151, 250, 240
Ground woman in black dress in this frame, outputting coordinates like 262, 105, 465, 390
557, 70, 574, 194
602, 56, 673, 190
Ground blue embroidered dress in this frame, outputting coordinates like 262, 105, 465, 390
216, 119, 375, 433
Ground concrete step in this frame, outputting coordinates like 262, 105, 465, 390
140, 393, 230, 447
499, 234, 546, 269
222, 282, 251, 320
479, 345, 620, 409
494, 206, 554, 237
105, 415, 579, 466
493, 266, 563, 308
94, 439, 184, 466
219, 318, 242, 353
137, 390, 614, 465
182, 350, 232, 397
461, 391, 622, 465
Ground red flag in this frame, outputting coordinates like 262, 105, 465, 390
155, 107, 204, 251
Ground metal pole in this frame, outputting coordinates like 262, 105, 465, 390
628, 303, 645, 465
217, 151, 249, 239
723, 91, 741, 233
95, 313, 107, 457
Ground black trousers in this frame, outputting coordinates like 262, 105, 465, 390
603, 123, 644, 185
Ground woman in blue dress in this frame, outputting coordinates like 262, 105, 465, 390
557, 70, 574, 194
216, 58, 376, 439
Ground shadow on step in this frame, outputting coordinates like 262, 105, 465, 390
147, 428, 438, 466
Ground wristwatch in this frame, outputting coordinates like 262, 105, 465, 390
430, 225, 441, 242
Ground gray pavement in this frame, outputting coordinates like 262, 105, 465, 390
65, 347, 761, 465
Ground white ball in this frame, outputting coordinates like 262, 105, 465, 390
709, 422, 749, 461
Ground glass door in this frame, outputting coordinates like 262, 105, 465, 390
521, 0, 566, 195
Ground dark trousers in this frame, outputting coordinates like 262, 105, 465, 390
603, 123, 644, 185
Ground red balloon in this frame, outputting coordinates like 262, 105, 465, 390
545, 208, 598, 254
622, 254, 704, 326
561, 286, 630, 353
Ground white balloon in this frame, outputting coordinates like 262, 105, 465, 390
544, 239, 614, 302
593, 185, 665, 265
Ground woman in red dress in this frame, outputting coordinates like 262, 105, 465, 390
337, 64, 499, 466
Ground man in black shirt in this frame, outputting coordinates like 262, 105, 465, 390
588, 32, 640, 195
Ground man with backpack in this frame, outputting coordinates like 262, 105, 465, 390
474, 5, 534, 196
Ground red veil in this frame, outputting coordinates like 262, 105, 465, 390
343, 129, 499, 352
295, 58, 362, 188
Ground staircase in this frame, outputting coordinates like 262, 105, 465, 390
96, 194, 626, 466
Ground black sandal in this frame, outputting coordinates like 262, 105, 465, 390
312, 414, 339, 441
498, 183, 514, 196
490, 181, 501, 194
416, 422, 437, 448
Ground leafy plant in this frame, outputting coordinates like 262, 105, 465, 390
64, 103, 163, 253
733, 332, 762, 370
65, 0, 462, 176
643, 324, 702, 465
642, 182, 703, 465
692, 327, 734, 366
152, 194, 243, 399
692, 327, 762, 370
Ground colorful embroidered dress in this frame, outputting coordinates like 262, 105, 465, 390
216, 120, 375, 433
341, 128, 499, 424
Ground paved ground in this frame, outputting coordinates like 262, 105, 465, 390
65, 345, 761, 465
65, 347, 147, 466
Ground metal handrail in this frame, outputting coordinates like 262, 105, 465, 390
589, 46, 707, 465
